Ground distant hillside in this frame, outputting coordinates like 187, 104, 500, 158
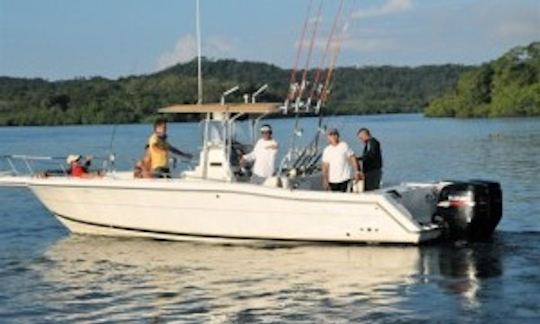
426, 42, 540, 117
0, 59, 469, 126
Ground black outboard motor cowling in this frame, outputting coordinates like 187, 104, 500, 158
434, 180, 502, 241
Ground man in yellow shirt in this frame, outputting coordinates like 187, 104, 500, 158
148, 119, 192, 178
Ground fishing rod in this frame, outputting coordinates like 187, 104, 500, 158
287, 0, 314, 103
105, 124, 117, 172
287, 0, 324, 172
320, 0, 357, 105
320, 29, 343, 105
296, 0, 324, 111
309, 0, 345, 108
103, 57, 145, 173
311, 0, 345, 151
304, 152, 323, 175
290, 118, 327, 172
284, 0, 357, 179
291, 132, 318, 170
281, 0, 351, 176
284, 1, 319, 175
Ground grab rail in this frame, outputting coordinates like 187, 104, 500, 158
1, 154, 194, 179
0, 155, 69, 176
0, 155, 112, 177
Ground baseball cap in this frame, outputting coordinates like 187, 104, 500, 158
66, 154, 81, 164
260, 124, 272, 133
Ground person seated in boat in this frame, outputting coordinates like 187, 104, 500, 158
240, 124, 278, 184
321, 128, 362, 192
134, 145, 152, 178
66, 154, 101, 179
356, 127, 383, 191
148, 118, 193, 178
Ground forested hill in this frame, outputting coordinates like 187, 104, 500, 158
426, 42, 540, 117
0, 60, 469, 126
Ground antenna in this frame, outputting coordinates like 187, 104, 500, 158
196, 0, 203, 104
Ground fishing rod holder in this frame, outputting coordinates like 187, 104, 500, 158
252, 84, 268, 103
221, 86, 240, 105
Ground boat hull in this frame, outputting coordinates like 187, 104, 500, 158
25, 178, 440, 244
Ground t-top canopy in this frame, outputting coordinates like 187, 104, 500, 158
158, 103, 281, 114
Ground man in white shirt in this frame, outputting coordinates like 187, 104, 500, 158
322, 128, 362, 192
241, 124, 278, 184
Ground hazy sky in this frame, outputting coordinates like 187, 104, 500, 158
1, 0, 539, 80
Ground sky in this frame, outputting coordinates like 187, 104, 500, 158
0, 0, 539, 80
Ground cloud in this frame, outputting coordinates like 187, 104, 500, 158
157, 34, 197, 69
352, 0, 413, 19
157, 34, 235, 70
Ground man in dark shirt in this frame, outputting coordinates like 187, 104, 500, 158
357, 128, 383, 191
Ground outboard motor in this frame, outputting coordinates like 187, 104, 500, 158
434, 180, 502, 241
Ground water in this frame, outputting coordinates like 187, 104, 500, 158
0, 114, 539, 323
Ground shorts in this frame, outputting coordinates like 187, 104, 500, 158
152, 167, 171, 178
329, 180, 352, 192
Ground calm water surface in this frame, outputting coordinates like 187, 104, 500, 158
0, 114, 539, 323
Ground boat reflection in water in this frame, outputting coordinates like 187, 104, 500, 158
421, 242, 503, 310
40, 236, 503, 322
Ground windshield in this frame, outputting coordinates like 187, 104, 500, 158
207, 121, 225, 144
203, 119, 253, 145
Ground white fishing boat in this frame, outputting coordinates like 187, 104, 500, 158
0, 0, 503, 245
0, 101, 502, 244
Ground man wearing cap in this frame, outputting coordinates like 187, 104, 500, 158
148, 119, 192, 178
66, 154, 99, 178
241, 124, 278, 184
321, 129, 362, 192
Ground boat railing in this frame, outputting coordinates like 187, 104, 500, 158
0, 155, 114, 178
0, 155, 70, 177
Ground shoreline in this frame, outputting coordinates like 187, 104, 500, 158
2, 112, 539, 128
